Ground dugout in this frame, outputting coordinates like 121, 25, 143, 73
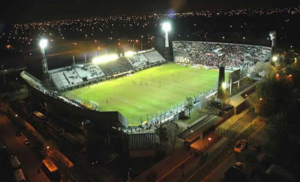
178, 115, 222, 143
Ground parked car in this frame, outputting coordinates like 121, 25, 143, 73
15, 131, 22, 137
234, 140, 248, 153
24, 139, 30, 146
233, 162, 244, 170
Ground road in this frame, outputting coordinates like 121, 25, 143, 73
159, 133, 219, 182
202, 118, 265, 182
0, 114, 50, 182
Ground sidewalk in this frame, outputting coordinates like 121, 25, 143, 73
218, 108, 251, 130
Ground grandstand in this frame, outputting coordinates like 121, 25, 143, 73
127, 54, 148, 69
50, 64, 106, 90
49, 49, 165, 91
144, 51, 166, 64
173, 41, 271, 70
99, 57, 134, 77
75, 64, 105, 80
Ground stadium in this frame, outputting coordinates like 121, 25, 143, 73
35, 41, 272, 127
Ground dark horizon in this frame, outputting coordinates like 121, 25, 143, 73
1, 0, 299, 24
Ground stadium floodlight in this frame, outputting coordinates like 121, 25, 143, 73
125, 51, 136, 57
39, 38, 50, 87
162, 21, 171, 56
272, 55, 278, 61
162, 22, 171, 32
39, 39, 48, 50
92, 54, 119, 64
222, 82, 227, 90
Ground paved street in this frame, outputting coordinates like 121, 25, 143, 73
202, 119, 265, 182
0, 114, 50, 182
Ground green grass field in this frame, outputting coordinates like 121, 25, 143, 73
66, 63, 221, 126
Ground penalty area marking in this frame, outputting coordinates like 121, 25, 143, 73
112, 96, 143, 109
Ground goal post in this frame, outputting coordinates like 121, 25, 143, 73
90, 101, 100, 110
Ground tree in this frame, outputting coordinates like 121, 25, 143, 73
155, 124, 168, 145
185, 97, 194, 118
167, 123, 180, 153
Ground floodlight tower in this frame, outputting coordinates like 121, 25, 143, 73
39, 39, 50, 88
269, 31, 278, 66
269, 31, 277, 48
162, 22, 171, 60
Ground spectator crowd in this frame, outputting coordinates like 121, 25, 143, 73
173, 41, 271, 70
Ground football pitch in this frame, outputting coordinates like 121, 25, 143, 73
66, 63, 222, 126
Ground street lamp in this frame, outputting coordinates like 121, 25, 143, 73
222, 82, 227, 90
162, 22, 171, 60
272, 56, 278, 62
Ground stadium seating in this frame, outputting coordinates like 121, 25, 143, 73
63, 69, 83, 85
50, 50, 165, 90
75, 64, 105, 80
51, 72, 70, 89
173, 41, 271, 70
127, 54, 148, 68
98, 57, 134, 76
144, 51, 166, 64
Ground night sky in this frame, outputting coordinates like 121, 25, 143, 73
1, 0, 299, 23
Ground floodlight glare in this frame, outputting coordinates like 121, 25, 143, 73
125, 51, 136, 57
222, 82, 227, 90
92, 54, 119, 64
162, 22, 171, 32
39, 39, 48, 49
272, 56, 278, 62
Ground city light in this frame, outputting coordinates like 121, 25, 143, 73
39, 39, 48, 49
272, 55, 278, 61
162, 22, 171, 32
92, 54, 119, 64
